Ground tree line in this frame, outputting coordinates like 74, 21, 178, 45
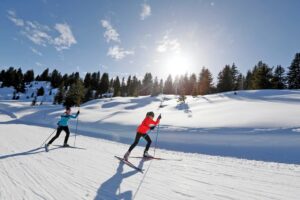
0, 53, 300, 107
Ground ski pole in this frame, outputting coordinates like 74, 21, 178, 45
153, 124, 160, 157
74, 109, 80, 147
40, 128, 57, 148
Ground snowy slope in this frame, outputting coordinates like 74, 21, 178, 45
0, 81, 57, 102
1, 90, 300, 199
1, 89, 300, 164
0, 124, 299, 200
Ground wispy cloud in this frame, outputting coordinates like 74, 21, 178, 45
52, 23, 77, 51
101, 20, 120, 43
7, 10, 24, 26
21, 22, 52, 46
8, 10, 76, 51
30, 47, 43, 56
107, 45, 134, 60
100, 19, 134, 60
156, 35, 181, 53
35, 62, 43, 67
140, 3, 151, 20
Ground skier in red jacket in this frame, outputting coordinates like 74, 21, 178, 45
124, 111, 161, 160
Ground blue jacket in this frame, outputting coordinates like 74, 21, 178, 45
57, 113, 78, 127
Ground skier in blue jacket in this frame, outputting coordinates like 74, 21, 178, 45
45, 107, 80, 151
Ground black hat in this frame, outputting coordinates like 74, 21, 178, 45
66, 106, 71, 111
146, 111, 154, 117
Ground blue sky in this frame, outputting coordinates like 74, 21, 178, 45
1, 0, 300, 79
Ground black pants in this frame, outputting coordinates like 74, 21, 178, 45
48, 126, 70, 145
128, 133, 152, 153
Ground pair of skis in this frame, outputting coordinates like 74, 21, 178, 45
114, 155, 182, 173
115, 156, 144, 173
45, 144, 86, 152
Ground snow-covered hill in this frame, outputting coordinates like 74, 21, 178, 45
1, 89, 300, 163
0, 89, 300, 199
0, 81, 57, 102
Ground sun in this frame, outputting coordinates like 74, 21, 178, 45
164, 52, 193, 76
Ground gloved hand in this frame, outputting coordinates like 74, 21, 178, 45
150, 126, 156, 130
158, 114, 162, 120
77, 110, 80, 115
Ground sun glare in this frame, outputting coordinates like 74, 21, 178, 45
164, 52, 193, 76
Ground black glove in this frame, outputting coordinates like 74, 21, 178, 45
158, 114, 162, 120
77, 110, 80, 115
150, 126, 156, 130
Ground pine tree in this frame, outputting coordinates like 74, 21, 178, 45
62, 74, 69, 89
24, 70, 35, 83
91, 72, 101, 90
177, 75, 187, 98
54, 83, 65, 104
130, 76, 139, 97
182, 74, 190, 95
37, 87, 45, 96
0, 70, 5, 85
189, 73, 198, 96
164, 75, 174, 94
198, 67, 214, 95
173, 75, 180, 95
66, 72, 80, 87
126, 75, 132, 96
99, 73, 109, 96
178, 87, 186, 103
141, 73, 153, 95
120, 77, 127, 96
50, 69, 62, 88
217, 65, 235, 92
109, 78, 114, 89
84, 87, 93, 103
251, 61, 273, 89
2, 67, 15, 87
113, 76, 121, 97
39, 68, 50, 81
244, 70, 252, 89
287, 53, 300, 89
159, 79, 164, 94
84, 73, 92, 88
272, 65, 286, 89
151, 77, 160, 96
64, 79, 85, 107
236, 73, 245, 90
231, 63, 239, 90
14, 68, 25, 93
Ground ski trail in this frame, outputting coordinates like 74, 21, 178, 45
0, 124, 299, 200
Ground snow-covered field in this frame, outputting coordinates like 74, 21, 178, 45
0, 89, 300, 199
1, 124, 300, 200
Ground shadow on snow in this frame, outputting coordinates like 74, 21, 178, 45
94, 159, 145, 200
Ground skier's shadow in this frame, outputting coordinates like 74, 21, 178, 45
0, 146, 60, 160
94, 159, 145, 200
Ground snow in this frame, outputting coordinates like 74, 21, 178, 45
0, 81, 57, 102
0, 89, 300, 199
0, 124, 299, 200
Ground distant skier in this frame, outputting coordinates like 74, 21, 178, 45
45, 107, 80, 151
123, 111, 161, 160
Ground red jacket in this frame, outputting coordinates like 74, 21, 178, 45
137, 116, 160, 134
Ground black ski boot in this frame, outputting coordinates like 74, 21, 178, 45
45, 144, 49, 152
63, 143, 70, 147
